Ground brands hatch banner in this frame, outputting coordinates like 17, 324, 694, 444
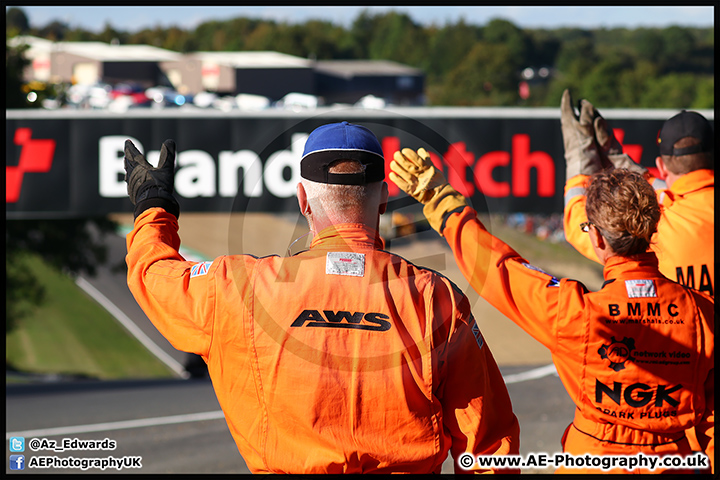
6, 108, 713, 219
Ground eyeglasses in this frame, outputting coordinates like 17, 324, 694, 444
579, 221, 593, 233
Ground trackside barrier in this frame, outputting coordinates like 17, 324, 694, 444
6, 107, 713, 219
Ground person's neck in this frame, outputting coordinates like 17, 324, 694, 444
310, 213, 379, 238
663, 171, 682, 189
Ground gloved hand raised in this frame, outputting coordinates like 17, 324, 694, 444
389, 147, 467, 235
592, 108, 649, 176
389, 147, 447, 203
560, 89, 608, 180
124, 139, 180, 219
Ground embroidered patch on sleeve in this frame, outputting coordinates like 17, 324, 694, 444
326, 252, 365, 277
522, 262, 560, 287
469, 317, 484, 350
625, 279, 657, 298
190, 261, 213, 278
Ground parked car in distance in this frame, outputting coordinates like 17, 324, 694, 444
109, 83, 152, 107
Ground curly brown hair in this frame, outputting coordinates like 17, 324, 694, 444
585, 169, 661, 256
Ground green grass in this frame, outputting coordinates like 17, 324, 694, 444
6, 253, 175, 380
481, 214, 606, 291
483, 214, 597, 265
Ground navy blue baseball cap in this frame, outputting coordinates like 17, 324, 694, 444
657, 110, 714, 156
301, 121, 385, 185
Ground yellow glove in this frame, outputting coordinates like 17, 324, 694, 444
389, 147, 467, 235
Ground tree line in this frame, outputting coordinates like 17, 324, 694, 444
6, 7, 714, 109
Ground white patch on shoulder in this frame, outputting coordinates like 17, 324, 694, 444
326, 252, 365, 277
190, 261, 213, 278
625, 279, 657, 298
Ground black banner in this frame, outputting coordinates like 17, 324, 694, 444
6, 108, 713, 219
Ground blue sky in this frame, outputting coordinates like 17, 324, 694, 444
10, 6, 715, 33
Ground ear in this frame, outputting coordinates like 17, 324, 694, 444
378, 182, 389, 215
589, 224, 605, 251
655, 156, 669, 180
297, 183, 311, 216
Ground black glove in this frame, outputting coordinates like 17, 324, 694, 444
124, 139, 180, 219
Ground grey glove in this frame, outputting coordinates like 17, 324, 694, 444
124, 139, 180, 219
593, 110, 648, 176
560, 89, 606, 180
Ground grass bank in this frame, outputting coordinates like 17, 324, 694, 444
6, 252, 175, 381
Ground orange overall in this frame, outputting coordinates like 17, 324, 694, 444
564, 169, 715, 460
126, 207, 520, 474
441, 206, 714, 474
564, 169, 715, 297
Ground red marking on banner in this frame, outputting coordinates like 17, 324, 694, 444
445, 142, 475, 197
382, 136, 401, 196
6, 128, 56, 203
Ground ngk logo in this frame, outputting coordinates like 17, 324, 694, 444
6, 128, 56, 203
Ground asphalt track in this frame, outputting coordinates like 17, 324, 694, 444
6, 368, 574, 474
6, 214, 581, 474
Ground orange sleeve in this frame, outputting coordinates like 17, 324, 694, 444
435, 282, 520, 474
441, 206, 563, 351
562, 175, 600, 264
126, 207, 221, 356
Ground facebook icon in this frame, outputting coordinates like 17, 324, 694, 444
9, 454, 25, 470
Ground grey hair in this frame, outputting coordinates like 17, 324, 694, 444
300, 158, 382, 223
301, 179, 378, 223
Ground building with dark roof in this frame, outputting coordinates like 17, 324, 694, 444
314, 60, 425, 105
9, 35, 181, 87
9, 36, 426, 106
181, 51, 315, 100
